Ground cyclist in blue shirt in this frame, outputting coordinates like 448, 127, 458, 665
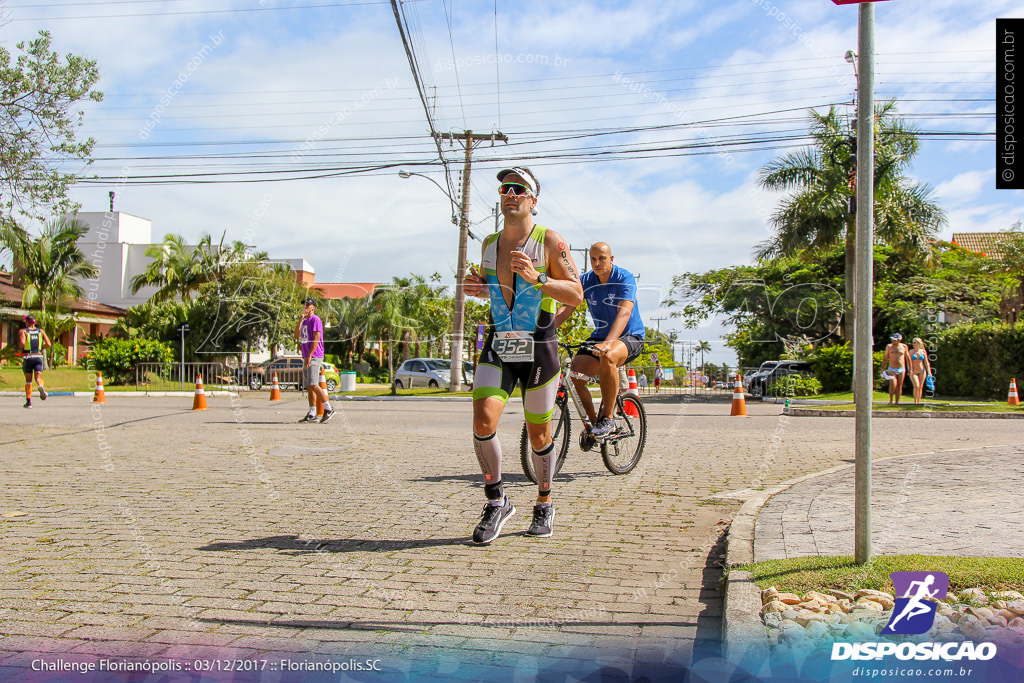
555, 242, 645, 437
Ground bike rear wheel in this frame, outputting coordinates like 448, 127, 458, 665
520, 398, 570, 484
600, 394, 646, 474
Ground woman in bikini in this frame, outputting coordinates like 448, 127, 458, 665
908, 337, 932, 405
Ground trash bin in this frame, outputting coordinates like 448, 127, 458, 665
340, 371, 357, 392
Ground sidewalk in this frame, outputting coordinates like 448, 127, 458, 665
724, 444, 1024, 660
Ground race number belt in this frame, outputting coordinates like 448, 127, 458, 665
491, 330, 535, 363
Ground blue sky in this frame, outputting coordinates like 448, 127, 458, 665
3, 0, 1021, 365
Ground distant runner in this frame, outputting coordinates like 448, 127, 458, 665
20, 315, 50, 409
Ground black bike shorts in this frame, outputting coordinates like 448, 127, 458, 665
472, 330, 560, 424
576, 334, 645, 365
22, 356, 44, 374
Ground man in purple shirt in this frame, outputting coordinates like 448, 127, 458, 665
293, 298, 334, 423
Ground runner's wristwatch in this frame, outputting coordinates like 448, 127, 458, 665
535, 272, 548, 288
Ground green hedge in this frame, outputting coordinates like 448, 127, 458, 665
85, 338, 174, 385
933, 322, 1024, 399
807, 343, 854, 393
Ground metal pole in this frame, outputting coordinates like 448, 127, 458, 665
854, 1, 875, 565
180, 327, 185, 391
450, 132, 473, 392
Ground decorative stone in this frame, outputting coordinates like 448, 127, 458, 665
846, 621, 874, 640
853, 599, 884, 612
993, 600, 1008, 610
807, 621, 831, 640
764, 612, 784, 629
993, 591, 1024, 601
856, 589, 894, 601
781, 609, 799, 621
781, 625, 807, 644
959, 588, 988, 604
960, 615, 987, 641
1009, 617, 1024, 629
803, 591, 833, 604
863, 595, 895, 610
967, 606, 995, 620
837, 598, 853, 613
777, 592, 802, 605
795, 610, 827, 627
762, 600, 788, 614
762, 586, 780, 603
1006, 600, 1024, 616
797, 600, 824, 612
936, 603, 954, 617
827, 589, 855, 602
988, 614, 1008, 628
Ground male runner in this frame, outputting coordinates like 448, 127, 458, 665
294, 298, 334, 423
463, 166, 582, 543
20, 315, 51, 408
554, 242, 645, 437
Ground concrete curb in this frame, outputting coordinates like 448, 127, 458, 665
721, 460, 872, 661
784, 407, 1024, 419
2, 390, 238, 398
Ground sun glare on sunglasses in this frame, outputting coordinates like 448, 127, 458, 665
499, 182, 531, 196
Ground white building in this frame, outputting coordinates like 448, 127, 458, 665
76, 211, 160, 309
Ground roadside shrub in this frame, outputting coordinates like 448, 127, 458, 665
807, 343, 854, 393
85, 337, 174, 385
934, 322, 1024, 399
769, 375, 822, 397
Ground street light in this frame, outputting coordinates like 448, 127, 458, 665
399, 169, 471, 391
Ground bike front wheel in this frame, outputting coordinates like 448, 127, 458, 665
601, 394, 647, 474
520, 398, 570, 484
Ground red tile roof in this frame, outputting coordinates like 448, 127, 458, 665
0, 272, 126, 318
951, 232, 1009, 259
307, 282, 378, 300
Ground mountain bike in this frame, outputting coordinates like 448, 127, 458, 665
519, 341, 647, 483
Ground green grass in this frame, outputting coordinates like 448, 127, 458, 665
741, 555, 1024, 596
810, 390, 999, 404
792, 402, 1023, 414
339, 386, 474, 398
0, 367, 125, 392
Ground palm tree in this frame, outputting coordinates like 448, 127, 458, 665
9, 216, 98, 315
756, 101, 946, 340
6, 216, 99, 365
696, 340, 711, 384
130, 230, 266, 303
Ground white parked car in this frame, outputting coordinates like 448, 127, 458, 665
393, 358, 474, 389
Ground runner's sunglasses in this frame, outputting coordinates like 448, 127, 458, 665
499, 182, 533, 197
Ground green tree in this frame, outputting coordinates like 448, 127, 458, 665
756, 101, 947, 340
0, 31, 102, 226
669, 243, 1003, 367
129, 230, 265, 303
7, 215, 98, 316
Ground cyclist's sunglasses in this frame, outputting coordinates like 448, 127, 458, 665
499, 182, 533, 197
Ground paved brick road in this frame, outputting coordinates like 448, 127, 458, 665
1, 395, 1020, 680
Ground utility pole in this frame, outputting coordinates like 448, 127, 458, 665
436, 130, 508, 391
569, 246, 590, 272
853, 2, 876, 566
650, 315, 667, 335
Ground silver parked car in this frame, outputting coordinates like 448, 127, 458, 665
393, 358, 474, 389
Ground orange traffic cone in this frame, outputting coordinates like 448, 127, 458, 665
624, 368, 640, 416
268, 373, 282, 402
93, 372, 106, 404
730, 373, 748, 416
1009, 378, 1020, 406
316, 367, 327, 417
192, 373, 208, 411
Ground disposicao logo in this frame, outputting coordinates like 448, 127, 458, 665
831, 570, 998, 663
883, 570, 949, 635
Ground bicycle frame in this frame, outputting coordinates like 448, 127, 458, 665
557, 344, 638, 444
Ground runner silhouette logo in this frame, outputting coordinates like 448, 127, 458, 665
882, 571, 949, 635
